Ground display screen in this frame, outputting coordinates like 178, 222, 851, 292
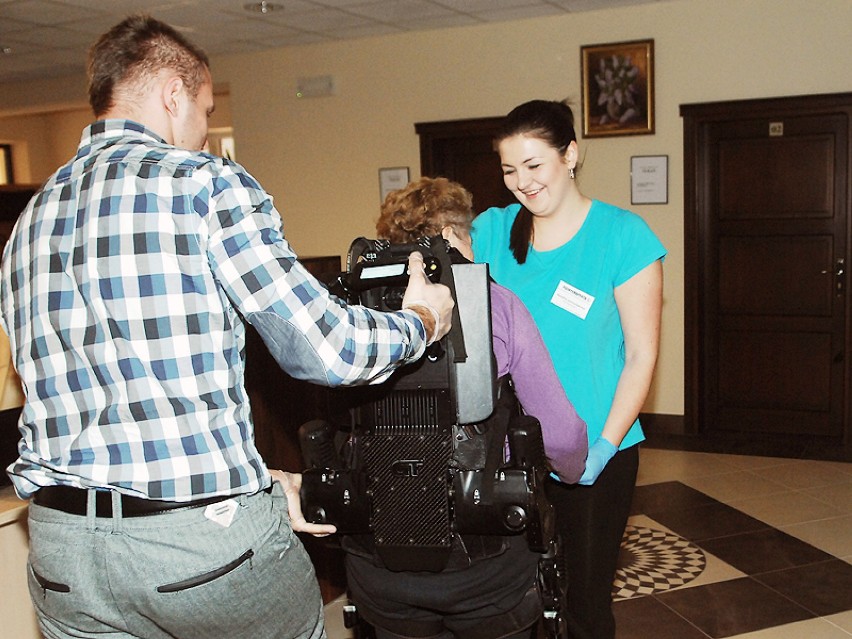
360, 263, 406, 280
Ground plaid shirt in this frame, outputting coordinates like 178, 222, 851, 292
0, 119, 427, 500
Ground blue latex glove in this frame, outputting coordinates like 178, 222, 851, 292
578, 437, 618, 485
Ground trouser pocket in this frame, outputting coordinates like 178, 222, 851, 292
30, 565, 71, 595
156, 548, 255, 593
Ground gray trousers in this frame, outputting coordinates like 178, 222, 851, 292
26, 481, 325, 639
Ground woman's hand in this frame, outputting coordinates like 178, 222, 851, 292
578, 436, 618, 485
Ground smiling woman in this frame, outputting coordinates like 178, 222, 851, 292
472, 98, 666, 639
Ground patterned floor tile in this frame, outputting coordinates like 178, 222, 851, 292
616, 481, 852, 637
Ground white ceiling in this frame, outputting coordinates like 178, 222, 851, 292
0, 0, 663, 85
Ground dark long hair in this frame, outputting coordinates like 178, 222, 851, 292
495, 100, 577, 264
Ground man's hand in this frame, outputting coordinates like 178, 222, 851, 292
269, 469, 337, 537
401, 251, 454, 343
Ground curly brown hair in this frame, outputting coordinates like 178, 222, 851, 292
376, 176, 474, 243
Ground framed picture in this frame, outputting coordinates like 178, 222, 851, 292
378, 167, 410, 202
581, 39, 654, 138
630, 155, 668, 205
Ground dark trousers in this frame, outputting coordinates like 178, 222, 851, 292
345, 535, 540, 639
545, 444, 639, 639
373, 624, 533, 639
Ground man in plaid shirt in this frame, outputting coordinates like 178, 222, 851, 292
0, 14, 452, 639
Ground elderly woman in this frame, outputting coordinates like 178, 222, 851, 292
341, 176, 587, 639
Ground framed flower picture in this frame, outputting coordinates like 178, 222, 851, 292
581, 39, 654, 138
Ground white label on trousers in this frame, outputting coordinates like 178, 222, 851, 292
205, 499, 238, 527
551, 280, 595, 319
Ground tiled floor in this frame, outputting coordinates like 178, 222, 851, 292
615, 448, 852, 638
324, 447, 852, 638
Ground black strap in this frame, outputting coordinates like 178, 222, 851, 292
477, 376, 519, 505
430, 236, 467, 362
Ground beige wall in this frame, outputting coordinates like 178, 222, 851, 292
0, 99, 231, 186
0, 0, 850, 417
0, 329, 24, 410
0, 108, 92, 185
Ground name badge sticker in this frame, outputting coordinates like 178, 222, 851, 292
551, 280, 595, 319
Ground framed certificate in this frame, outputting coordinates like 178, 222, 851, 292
379, 167, 410, 202
630, 155, 668, 205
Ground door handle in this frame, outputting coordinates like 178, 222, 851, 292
821, 258, 845, 293
834, 257, 844, 294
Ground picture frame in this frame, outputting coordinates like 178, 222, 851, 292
630, 155, 668, 205
378, 167, 410, 202
581, 39, 654, 138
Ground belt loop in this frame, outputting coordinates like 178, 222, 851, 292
111, 491, 124, 533
86, 489, 97, 531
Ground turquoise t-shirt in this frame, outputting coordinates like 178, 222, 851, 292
472, 200, 667, 448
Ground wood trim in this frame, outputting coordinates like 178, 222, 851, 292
641, 412, 851, 461
639, 412, 684, 436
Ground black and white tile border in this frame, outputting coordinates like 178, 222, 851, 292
613, 525, 707, 600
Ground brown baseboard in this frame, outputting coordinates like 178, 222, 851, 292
639, 412, 684, 436
638, 411, 850, 462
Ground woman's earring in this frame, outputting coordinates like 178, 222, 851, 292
569, 167, 576, 180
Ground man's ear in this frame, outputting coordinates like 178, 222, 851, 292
162, 76, 185, 118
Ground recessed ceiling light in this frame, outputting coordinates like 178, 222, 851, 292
244, 1, 281, 13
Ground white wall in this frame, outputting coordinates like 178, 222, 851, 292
1, 0, 851, 416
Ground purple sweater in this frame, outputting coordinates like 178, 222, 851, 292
490, 282, 587, 483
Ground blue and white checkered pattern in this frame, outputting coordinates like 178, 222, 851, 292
0, 119, 427, 501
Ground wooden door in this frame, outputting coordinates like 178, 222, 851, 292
415, 117, 514, 213
683, 94, 852, 460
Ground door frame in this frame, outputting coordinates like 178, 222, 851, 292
681, 92, 852, 461
416, 116, 501, 177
